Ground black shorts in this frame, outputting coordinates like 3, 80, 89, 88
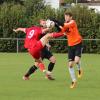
41, 46, 53, 60
68, 42, 82, 61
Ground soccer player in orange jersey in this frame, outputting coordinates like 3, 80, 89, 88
61, 12, 83, 88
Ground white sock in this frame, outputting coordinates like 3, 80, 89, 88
68, 67, 76, 82
76, 62, 81, 71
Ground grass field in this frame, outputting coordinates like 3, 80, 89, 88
0, 53, 100, 100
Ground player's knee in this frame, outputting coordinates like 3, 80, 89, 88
51, 57, 56, 63
49, 56, 56, 63
68, 61, 74, 68
34, 62, 38, 67
74, 56, 80, 64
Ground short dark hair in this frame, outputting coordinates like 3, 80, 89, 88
64, 12, 73, 17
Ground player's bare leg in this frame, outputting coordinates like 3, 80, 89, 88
23, 58, 46, 80
48, 56, 56, 72
35, 58, 47, 73
75, 56, 83, 78
40, 32, 64, 47
23, 59, 41, 80
23, 62, 38, 80
38, 34, 57, 80
40, 33, 52, 47
23, 33, 63, 80
35, 56, 56, 80
36, 58, 55, 80
45, 56, 56, 80
68, 61, 77, 89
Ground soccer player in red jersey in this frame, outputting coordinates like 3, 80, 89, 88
23, 35, 56, 80
13, 19, 64, 80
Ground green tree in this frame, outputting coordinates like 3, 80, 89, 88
0, 0, 23, 4
23, 0, 45, 16
0, 2, 26, 38
64, 0, 75, 3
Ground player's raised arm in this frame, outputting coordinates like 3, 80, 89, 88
13, 28, 26, 33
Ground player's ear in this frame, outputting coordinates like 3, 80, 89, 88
71, 16, 73, 19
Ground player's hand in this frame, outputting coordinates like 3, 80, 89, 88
13, 29, 17, 33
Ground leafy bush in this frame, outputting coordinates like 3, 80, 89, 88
0, 0, 100, 53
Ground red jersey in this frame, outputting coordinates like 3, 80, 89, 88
24, 26, 42, 49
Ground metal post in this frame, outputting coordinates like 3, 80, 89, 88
76, 0, 78, 4
17, 38, 19, 53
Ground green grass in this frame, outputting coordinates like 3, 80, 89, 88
0, 53, 100, 100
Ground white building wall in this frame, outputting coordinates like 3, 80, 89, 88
44, 0, 60, 9
88, 6, 100, 12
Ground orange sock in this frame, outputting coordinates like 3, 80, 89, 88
38, 63, 46, 72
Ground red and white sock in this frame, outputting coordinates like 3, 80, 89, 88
38, 63, 46, 72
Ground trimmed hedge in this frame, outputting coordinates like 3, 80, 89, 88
0, 0, 100, 53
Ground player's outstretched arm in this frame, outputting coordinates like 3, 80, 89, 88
13, 28, 26, 33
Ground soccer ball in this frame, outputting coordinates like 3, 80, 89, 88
46, 19, 55, 28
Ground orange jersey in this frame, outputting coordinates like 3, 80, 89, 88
61, 20, 82, 46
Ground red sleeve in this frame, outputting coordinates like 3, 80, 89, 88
52, 32, 64, 38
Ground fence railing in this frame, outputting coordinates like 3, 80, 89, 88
0, 38, 100, 53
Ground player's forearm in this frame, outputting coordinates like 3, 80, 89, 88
17, 28, 26, 32
13, 28, 26, 33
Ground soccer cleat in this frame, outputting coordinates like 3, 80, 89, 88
45, 74, 55, 80
70, 81, 77, 89
78, 69, 83, 78
45, 71, 55, 80
23, 76, 30, 80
